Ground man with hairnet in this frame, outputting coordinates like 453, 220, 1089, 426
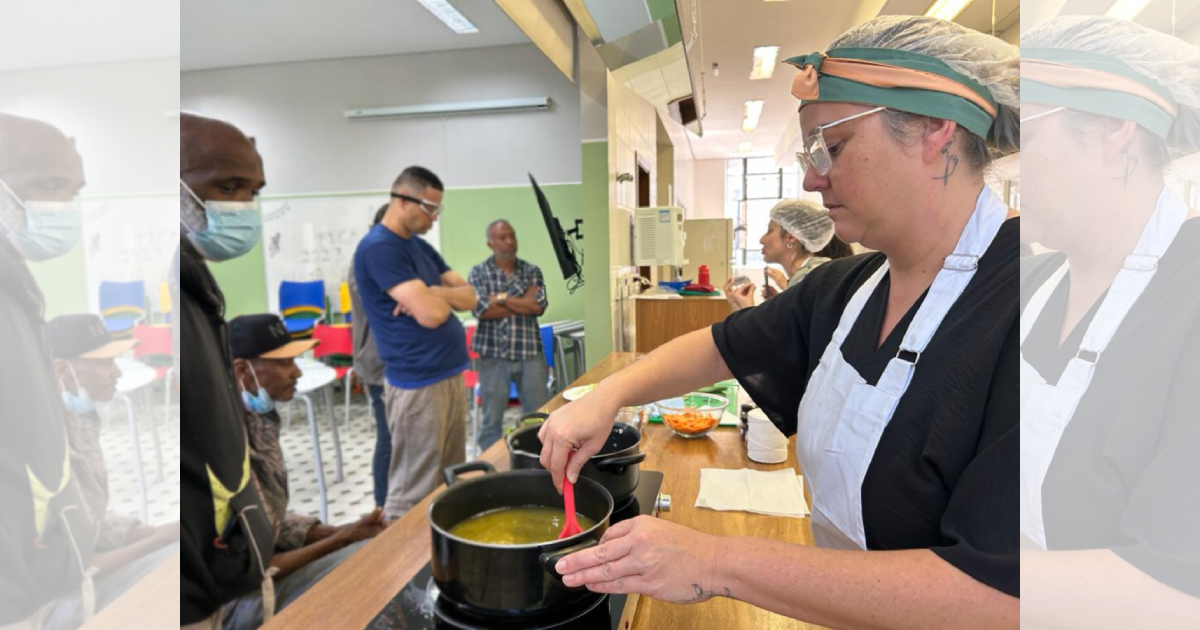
725, 199, 849, 310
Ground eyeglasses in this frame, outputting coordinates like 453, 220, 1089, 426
796, 106, 887, 176
390, 193, 443, 217
1020, 106, 1065, 124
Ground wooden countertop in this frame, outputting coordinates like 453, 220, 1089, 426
81, 551, 180, 630
266, 352, 823, 630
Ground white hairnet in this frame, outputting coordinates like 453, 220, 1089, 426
1023, 15, 1200, 155
770, 199, 834, 253
828, 15, 1020, 154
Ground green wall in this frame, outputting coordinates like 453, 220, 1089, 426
208, 238, 269, 319
28, 242, 88, 320
581, 141, 610, 369
34, 183, 589, 330
207, 183, 586, 324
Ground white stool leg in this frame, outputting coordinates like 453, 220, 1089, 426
323, 385, 344, 483
145, 388, 164, 484
163, 368, 174, 431
299, 393, 329, 524
343, 369, 354, 431
117, 394, 149, 524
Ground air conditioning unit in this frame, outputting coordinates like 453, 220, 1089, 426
634, 207, 687, 266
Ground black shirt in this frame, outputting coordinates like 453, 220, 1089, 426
1021, 219, 1200, 599
713, 218, 1019, 598
180, 240, 275, 624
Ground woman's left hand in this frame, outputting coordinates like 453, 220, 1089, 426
556, 516, 728, 605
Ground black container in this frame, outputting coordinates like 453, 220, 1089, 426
507, 413, 646, 503
429, 461, 614, 618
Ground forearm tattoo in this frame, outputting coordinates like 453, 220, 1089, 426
675, 583, 737, 604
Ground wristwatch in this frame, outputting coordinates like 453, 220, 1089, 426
497, 292, 509, 306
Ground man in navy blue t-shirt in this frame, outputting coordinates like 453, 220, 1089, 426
352, 166, 478, 520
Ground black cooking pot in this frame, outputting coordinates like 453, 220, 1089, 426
428, 461, 614, 618
507, 413, 647, 502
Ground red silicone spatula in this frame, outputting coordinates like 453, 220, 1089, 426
558, 453, 583, 539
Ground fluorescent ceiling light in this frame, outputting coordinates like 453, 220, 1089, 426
750, 46, 781, 80
738, 141, 753, 153
925, 0, 973, 21
742, 100, 765, 133
1105, 0, 1154, 20
345, 97, 551, 120
416, 0, 479, 34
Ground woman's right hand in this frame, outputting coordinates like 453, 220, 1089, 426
723, 278, 756, 310
538, 389, 620, 492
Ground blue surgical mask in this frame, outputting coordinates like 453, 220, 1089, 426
180, 180, 262, 262
0, 178, 82, 262
240, 364, 275, 414
60, 363, 95, 414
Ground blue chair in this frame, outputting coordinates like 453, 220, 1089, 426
541, 325, 558, 395
99, 280, 146, 339
279, 280, 326, 339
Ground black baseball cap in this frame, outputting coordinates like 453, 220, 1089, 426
49, 314, 139, 360
229, 314, 318, 360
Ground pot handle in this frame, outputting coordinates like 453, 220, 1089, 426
593, 452, 646, 474
442, 461, 496, 487
540, 539, 600, 586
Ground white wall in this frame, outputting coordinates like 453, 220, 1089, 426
692, 159, 726, 220
0, 57, 179, 194
181, 44, 582, 192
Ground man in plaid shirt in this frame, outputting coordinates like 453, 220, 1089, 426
469, 220, 550, 451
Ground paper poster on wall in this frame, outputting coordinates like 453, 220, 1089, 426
81, 194, 178, 316
260, 193, 441, 313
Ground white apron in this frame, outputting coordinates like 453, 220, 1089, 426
796, 189, 1008, 550
1019, 188, 1187, 550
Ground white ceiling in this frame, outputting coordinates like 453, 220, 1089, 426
181, 0, 530, 72
0, 1, 179, 73
686, 0, 1021, 161
1036, 0, 1200, 43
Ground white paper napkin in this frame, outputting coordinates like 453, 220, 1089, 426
695, 468, 810, 518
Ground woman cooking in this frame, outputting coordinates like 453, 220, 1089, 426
723, 198, 847, 310
1019, 17, 1200, 627
538, 15, 1020, 629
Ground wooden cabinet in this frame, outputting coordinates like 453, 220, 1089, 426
634, 295, 731, 353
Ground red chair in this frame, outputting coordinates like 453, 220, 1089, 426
312, 324, 358, 430
132, 323, 173, 433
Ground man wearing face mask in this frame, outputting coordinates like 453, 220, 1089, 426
222, 314, 386, 629
179, 112, 277, 629
39, 314, 179, 629
0, 112, 98, 629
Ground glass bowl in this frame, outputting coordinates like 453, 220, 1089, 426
656, 393, 728, 438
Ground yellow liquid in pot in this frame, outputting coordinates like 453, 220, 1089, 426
448, 507, 597, 545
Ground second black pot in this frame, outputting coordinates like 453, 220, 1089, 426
507, 413, 647, 503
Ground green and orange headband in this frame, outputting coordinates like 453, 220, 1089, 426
784, 48, 999, 138
1022, 48, 1177, 139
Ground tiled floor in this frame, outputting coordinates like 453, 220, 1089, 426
273, 392, 521, 526
96, 386, 517, 529
98, 393, 180, 527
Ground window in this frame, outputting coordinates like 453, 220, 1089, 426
725, 158, 801, 266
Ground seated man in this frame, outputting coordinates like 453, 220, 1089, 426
42, 314, 178, 629
223, 314, 387, 629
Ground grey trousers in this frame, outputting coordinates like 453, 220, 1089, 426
221, 540, 367, 630
382, 374, 467, 521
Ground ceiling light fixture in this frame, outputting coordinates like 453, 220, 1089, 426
750, 46, 780, 80
738, 141, 753, 153
1105, 0, 1154, 20
742, 100, 765, 133
924, 0, 973, 21
416, 0, 479, 34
